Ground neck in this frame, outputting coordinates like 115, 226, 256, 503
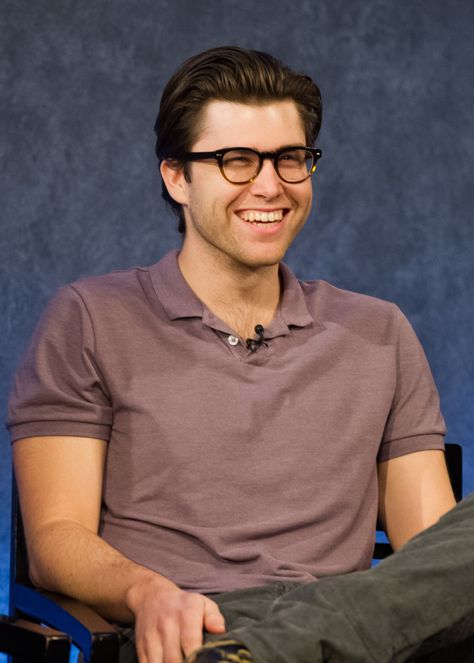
178, 247, 281, 340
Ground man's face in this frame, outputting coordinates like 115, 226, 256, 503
166, 100, 314, 270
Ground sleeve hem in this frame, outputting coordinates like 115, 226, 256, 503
377, 433, 445, 463
9, 421, 111, 443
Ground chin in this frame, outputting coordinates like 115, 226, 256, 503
237, 249, 286, 269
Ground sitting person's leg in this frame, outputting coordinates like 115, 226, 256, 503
193, 493, 474, 662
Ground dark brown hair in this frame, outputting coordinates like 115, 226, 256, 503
154, 46, 322, 233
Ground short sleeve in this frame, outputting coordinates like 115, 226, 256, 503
377, 307, 446, 462
7, 285, 113, 442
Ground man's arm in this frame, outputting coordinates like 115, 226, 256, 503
13, 436, 226, 663
377, 449, 456, 551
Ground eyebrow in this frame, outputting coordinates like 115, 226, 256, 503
210, 143, 309, 152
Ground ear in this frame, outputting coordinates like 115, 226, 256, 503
160, 160, 189, 205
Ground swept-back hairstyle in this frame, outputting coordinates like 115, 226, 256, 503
154, 46, 322, 233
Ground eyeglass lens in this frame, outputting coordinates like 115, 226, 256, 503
221, 148, 315, 183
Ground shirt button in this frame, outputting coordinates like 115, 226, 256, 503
228, 335, 239, 346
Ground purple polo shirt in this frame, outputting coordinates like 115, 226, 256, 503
7, 251, 446, 593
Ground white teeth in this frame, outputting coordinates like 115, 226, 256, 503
239, 210, 284, 223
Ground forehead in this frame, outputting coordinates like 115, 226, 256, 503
193, 100, 306, 150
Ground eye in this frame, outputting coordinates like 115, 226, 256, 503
279, 150, 305, 164
223, 150, 257, 167
225, 155, 253, 165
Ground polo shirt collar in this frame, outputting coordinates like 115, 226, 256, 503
150, 251, 203, 319
150, 250, 314, 333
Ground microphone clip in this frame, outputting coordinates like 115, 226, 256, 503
246, 324, 268, 353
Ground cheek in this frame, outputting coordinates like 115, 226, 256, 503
295, 182, 313, 214
186, 184, 230, 230
189, 174, 238, 211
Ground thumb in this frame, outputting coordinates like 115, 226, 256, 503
203, 599, 226, 633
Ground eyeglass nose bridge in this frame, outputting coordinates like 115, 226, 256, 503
247, 150, 282, 183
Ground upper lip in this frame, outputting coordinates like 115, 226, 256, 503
235, 207, 288, 212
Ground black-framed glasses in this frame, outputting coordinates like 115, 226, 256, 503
183, 146, 322, 184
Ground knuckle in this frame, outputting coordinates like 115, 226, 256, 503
159, 614, 179, 632
183, 591, 204, 608
181, 632, 201, 652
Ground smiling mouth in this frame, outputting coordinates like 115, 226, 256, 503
237, 209, 286, 224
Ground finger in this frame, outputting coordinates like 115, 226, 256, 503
179, 600, 207, 658
203, 598, 226, 634
136, 631, 163, 663
161, 617, 185, 663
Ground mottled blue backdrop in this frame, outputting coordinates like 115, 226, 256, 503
1, 0, 473, 649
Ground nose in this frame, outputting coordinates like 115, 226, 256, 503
248, 158, 284, 198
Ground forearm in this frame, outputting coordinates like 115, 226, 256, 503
28, 518, 177, 623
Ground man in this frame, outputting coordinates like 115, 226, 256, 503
7, 47, 472, 663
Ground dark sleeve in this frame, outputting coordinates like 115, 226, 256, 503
377, 307, 446, 462
7, 285, 113, 442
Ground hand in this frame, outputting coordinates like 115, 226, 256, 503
126, 575, 226, 663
